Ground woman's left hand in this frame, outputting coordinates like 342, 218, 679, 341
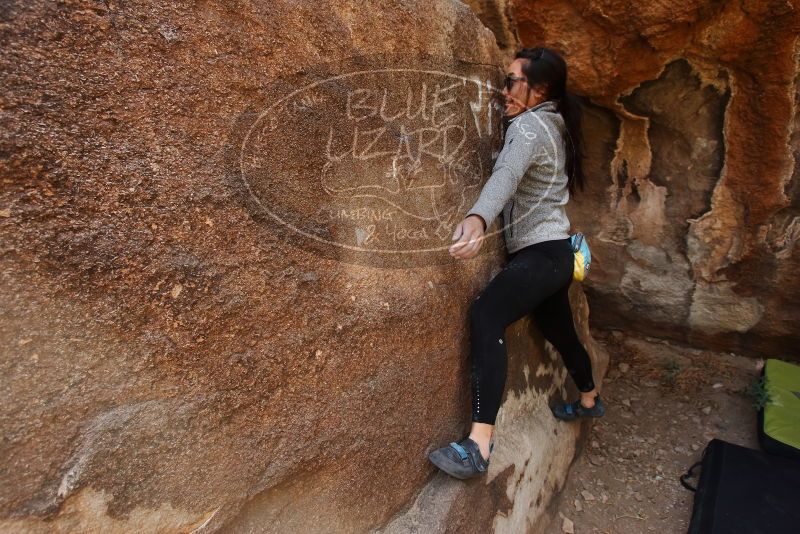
449, 215, 486, 260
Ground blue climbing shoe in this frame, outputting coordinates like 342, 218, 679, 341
428, 437, 493, 480
551, 394, 606, 421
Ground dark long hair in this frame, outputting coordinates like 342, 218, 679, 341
515, 47, 585, 195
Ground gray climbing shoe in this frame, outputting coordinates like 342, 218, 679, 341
551, 394, 606, 421
428, 437, 493, 480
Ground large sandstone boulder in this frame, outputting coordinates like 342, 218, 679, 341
502, 0, 800, 358
1, 1, 607, 532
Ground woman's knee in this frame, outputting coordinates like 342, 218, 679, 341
469, 296, 491, 328
469, 297, 505, 341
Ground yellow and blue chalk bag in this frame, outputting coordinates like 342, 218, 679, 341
570, 232, 591, 281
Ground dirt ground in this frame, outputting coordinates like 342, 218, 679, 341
545, 330, 763, 534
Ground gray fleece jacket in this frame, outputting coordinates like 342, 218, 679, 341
466, 100, 571, 253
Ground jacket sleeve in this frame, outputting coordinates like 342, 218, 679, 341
465, 116, 543, 230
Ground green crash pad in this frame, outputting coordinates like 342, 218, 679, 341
760, 358, 800, 461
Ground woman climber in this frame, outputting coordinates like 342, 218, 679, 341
428, 47, 605, 480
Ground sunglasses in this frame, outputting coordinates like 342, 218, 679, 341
503, 74, 527, 91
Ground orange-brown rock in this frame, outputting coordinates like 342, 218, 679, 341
1, 1, 607, 532
510, 0, 800, 357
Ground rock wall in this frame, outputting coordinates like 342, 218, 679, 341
1, 1, 607, 532
477, 0, 800, 358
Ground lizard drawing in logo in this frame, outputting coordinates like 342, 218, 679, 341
321, 119, 484, 242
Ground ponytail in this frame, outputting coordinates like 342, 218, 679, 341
558, 92, 585, 195
515, 47, 586, 196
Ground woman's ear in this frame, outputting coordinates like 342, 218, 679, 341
532, 83, 548, 102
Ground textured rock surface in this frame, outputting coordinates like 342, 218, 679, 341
1, 1, 606, 532
381, 289, 606, 534
462, 0, 520, 52
509, 0, 800, 358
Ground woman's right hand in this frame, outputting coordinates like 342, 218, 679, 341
449, 215, 486, 260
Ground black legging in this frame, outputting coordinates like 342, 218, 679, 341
469, 237, 595, 424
